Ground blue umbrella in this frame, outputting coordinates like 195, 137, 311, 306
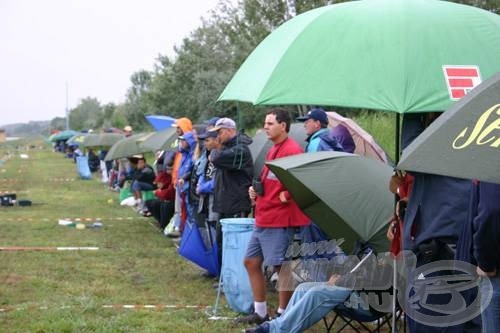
145, 115, 177, 131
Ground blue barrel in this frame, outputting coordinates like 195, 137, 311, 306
220, 218, 255, 314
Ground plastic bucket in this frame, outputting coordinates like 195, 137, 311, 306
220, 218, 255, 314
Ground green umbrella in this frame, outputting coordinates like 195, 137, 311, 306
398, 72, 500, 184
219, 0, 500, 113
104, 133, 151, 161
267, 152, 393, 253
139, 127, 178, 152
66, 133, 87, 146
49, 130, 78, 142
82, 133, 124, 148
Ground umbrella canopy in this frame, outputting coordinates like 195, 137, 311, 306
104, 133, 151, 161
398, 72, 500, 184
326, 112, 390, 164
219, 0, 500, 113
66, 133, 87, 146
267, 152, 393, 253
145, 115, 177, 131
82, 133, 124, 148
139, 127, 178, 152
50, 130, 78, 142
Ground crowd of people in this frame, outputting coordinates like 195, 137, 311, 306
52, 107, 499, 333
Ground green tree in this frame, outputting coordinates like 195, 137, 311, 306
68, 97, 103, 131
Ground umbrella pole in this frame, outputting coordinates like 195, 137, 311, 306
395, 113, 400, 164
393, 112, 401, 332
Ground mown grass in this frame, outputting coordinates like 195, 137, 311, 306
0, 117, 395, 332
0, 141, 242, 333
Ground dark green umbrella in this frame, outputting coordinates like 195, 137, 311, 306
267, 152, 393, 253
398, 72, 500, 184
66, 133, 87, 146
82, 133, 124, 148
104, 133, 151, 161
139, 127, 178, 152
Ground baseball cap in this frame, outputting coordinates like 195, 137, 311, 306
204, 117, 220, 127
296, 108, 328, 125
198, 130, 218, 140
209, 117, 236, 132
124, 125, 133, 132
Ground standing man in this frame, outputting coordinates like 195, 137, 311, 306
396, 113, 480, 333
236, 108, 311, 325
209, 117, 254, 271
297, 107, 343, 152
209, 117, 254, 218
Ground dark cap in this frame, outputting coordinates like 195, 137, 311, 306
204, 117, 220, 127
198, 131, 218, 140
296, 108, 328, 125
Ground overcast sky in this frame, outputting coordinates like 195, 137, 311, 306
0, 0, 222, 126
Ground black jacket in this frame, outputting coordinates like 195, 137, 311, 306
133, 164, 155, 186
211, 133, 254, 215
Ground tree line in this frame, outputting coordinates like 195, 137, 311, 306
53, 0, 498, 133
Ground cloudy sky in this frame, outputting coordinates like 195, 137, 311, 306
0, 0, 222, 126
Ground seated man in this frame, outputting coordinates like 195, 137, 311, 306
244, 252, 405, 333
130, 155, 156, 213
144, 168, 175, 228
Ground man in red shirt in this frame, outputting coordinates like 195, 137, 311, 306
236, 108, 310, 325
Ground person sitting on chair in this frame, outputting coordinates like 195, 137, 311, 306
244, 251, 403, 333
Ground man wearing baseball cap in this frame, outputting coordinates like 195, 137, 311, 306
208, 117, 254, 270
296, 108, 343, 153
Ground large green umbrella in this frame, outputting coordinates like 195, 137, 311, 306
82, 133, 124, 148
139, 127, 178, 152
398, 72, 500, 184
219, 0, 500, 113
104, 133, 151, 161
267, 152, 393, 253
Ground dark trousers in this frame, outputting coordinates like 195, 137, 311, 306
406, 240, 481, 333
145, 199, 174, 229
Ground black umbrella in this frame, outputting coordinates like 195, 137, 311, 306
398, 72, 500, 184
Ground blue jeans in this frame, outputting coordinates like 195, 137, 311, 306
481, 274, 500, 332
269, 282, 371, 333
131, 181, 154, 192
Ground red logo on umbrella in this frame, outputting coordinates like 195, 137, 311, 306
443, 66, 482, 100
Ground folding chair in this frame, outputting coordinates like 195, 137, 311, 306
323, 293, 406, 333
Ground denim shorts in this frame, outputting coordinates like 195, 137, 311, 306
245, 227, 295, 266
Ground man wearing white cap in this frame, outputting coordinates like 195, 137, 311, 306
209, 117, 254, 269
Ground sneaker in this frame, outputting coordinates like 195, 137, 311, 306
166, 227, 181, 238
234, 313, 269, 326
244, 322, 270, 333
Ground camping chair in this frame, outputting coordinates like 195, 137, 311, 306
322, 242, 407, 333
322, 294, 406, 333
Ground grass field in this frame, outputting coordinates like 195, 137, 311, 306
0, 115, 396, 332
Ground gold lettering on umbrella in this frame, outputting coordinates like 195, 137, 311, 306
452, 104, 500, 149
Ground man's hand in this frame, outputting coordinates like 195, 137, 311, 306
278, 191, 288, 204
327, 274, 340, 286
389, 174, 404, 194
178, 178, 185, 188
477, 266, 496, 278
248, 186, 256, 205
